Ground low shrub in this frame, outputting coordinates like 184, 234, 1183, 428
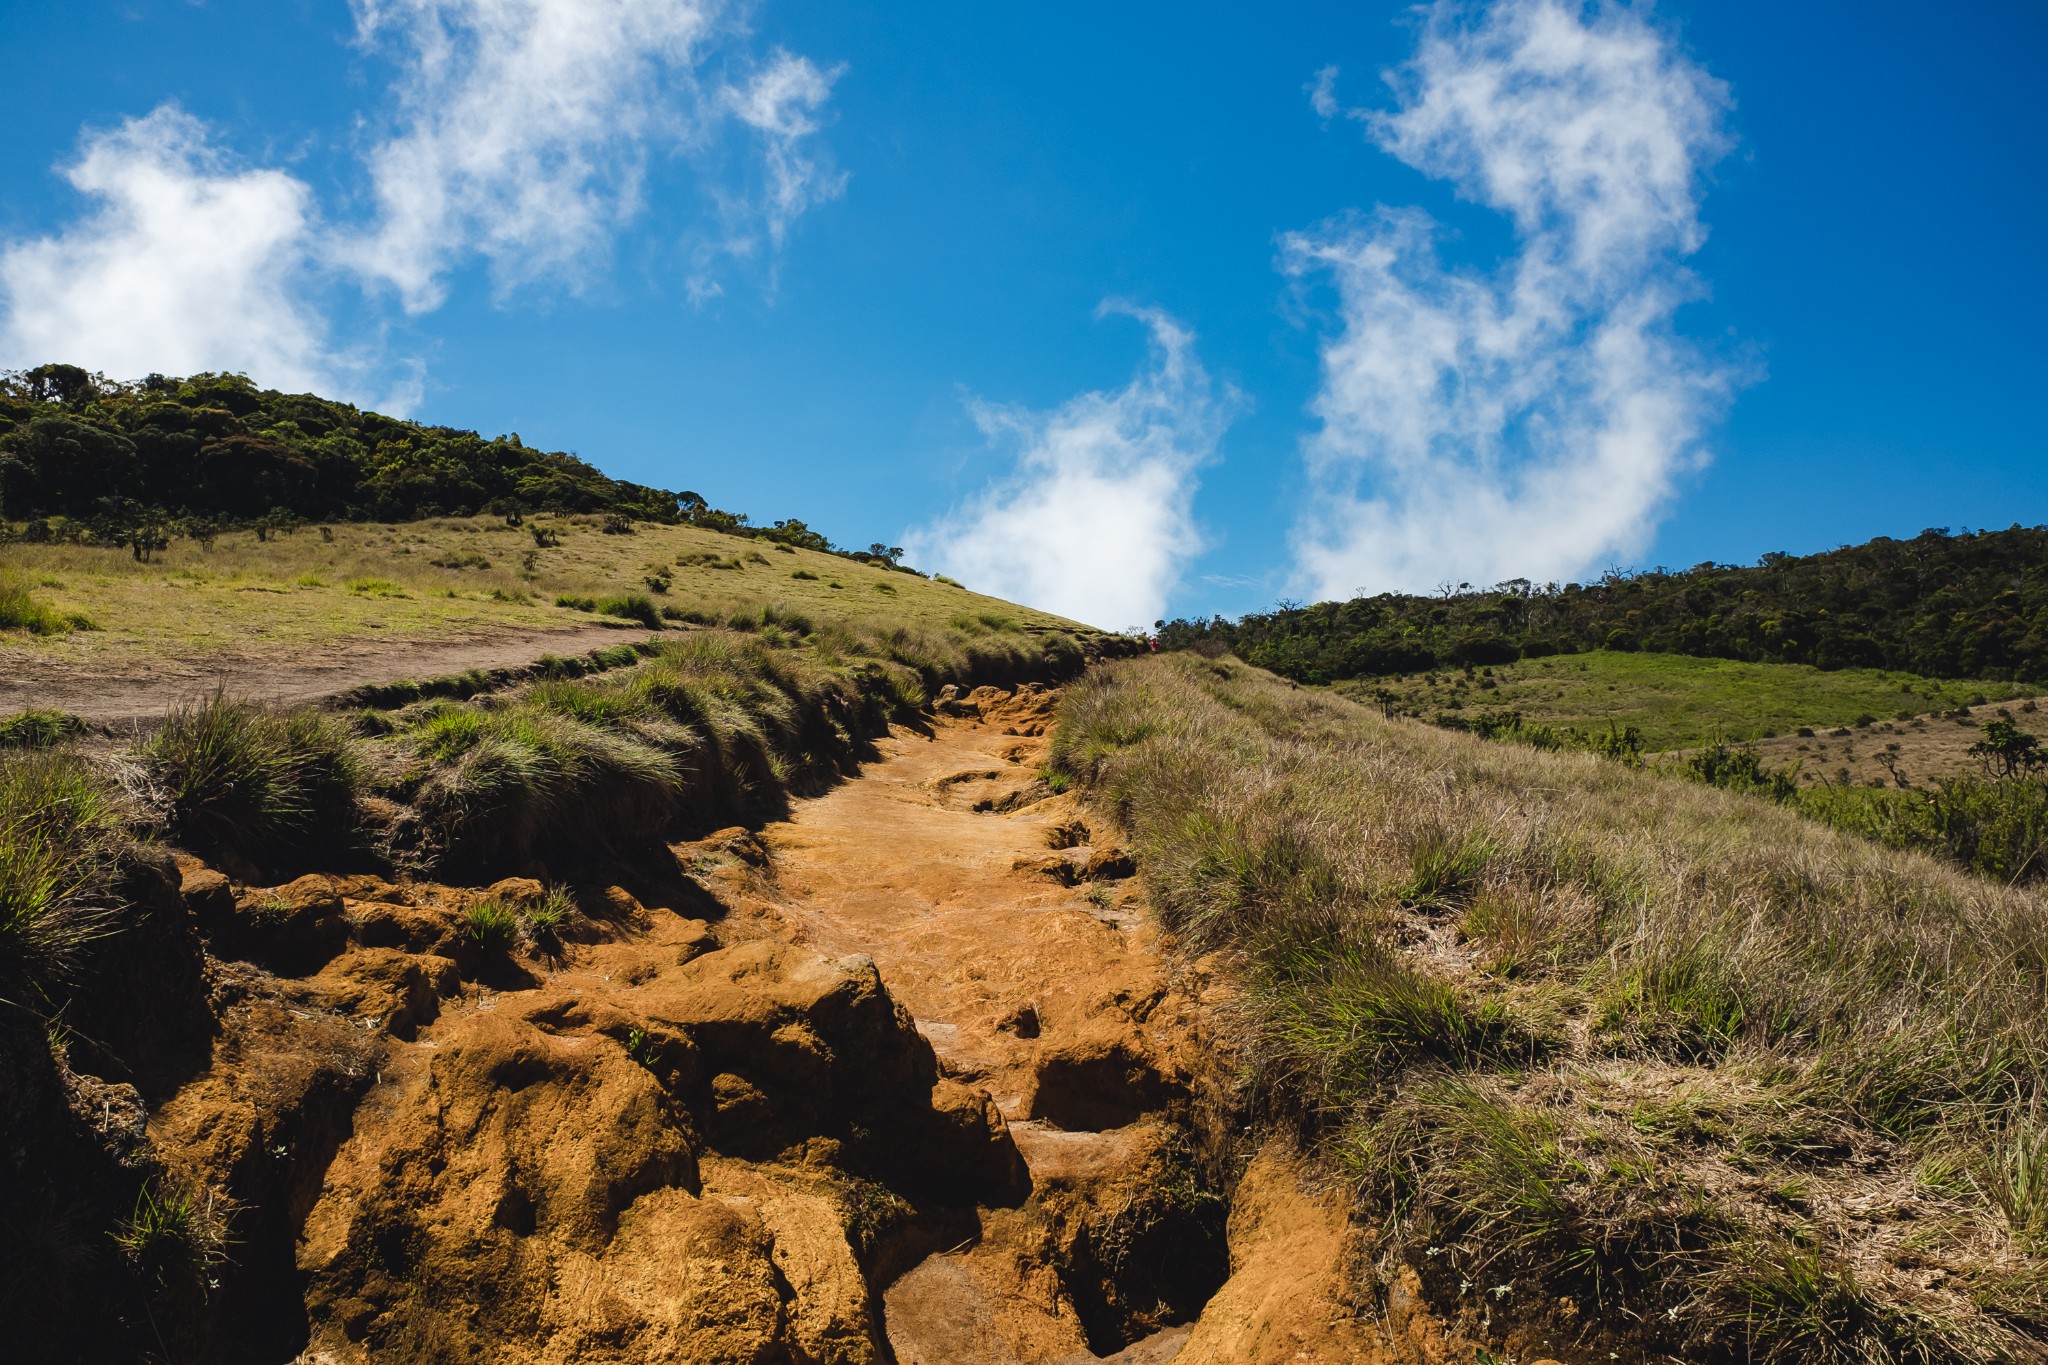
142, 695, 363, 868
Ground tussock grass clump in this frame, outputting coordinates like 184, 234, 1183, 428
110, 1176, 233, 1288
0, 708, 85, 748
399, 697, 683, 871
1055, 653, 2048, 1362
0, 750, 121, 1009
0, 578, 91, 635
596, 593, 662, 629
459, 899, 519, 954
142, 695, 363, 867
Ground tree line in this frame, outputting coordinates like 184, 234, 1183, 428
1158, 525, 2048, 683
0, 363, 878, 564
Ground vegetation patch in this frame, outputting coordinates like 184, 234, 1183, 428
0, 577, 91, 635
0, 749, 121, 1010
1344, 650, 2021, 751
0, 708, 85, 748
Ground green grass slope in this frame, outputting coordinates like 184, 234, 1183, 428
1057, 652, 2048, 1364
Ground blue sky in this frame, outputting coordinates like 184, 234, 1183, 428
0, 0, 2042, 628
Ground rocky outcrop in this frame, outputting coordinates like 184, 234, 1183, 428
124, 866, 1021, 1364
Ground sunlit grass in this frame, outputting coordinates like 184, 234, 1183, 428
0, 514, 1098, 670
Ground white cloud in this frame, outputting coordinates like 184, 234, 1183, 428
0, 2, 841, 397
0, 107, 346, 396
907, 308, 1237, 631
1292, 0, 1737, 598
727, 49, 846, 252
343, 0, 721, 310
1308, 64, 1342, 120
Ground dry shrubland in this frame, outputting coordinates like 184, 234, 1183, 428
1054, 652, 2048, 1362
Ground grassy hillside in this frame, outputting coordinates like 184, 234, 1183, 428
1056, 653, 2048, 1363
1344, 650, 2029, 751
0, 513, 1092, 676
1161, 523, 2048, 684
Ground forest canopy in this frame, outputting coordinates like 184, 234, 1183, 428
1159, 525, 2048, 684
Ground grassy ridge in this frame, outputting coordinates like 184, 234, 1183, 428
1055, 653, 2048, 1362
0, 513, 1092, 671
125, 611, 1090, 879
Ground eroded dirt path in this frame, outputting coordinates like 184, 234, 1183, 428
138, 680, 1438, 1363
731, 685, 1222, 1364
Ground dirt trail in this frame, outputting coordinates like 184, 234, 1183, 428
2, 620, 644, 724
730, 685, 1220, 1362
122, 681, 1455, 1363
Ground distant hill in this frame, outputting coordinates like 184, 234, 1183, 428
1161, 524, 2048, 684
0, 363, 836, 552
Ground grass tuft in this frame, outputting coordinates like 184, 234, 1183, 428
0, 708, 85, 749
460, 899, 518, 953
142, 694, 363, 866
0, 578, 92, 635
0, 751, 121, 1009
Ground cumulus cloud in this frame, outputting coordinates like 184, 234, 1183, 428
0, 107, 348, 395
1292, 0, 1737, 598
908, 309, 1237, 631
0, 1, 839, 394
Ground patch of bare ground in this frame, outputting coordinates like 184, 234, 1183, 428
1743, 696, 2048, 789
0, 620, 649, 726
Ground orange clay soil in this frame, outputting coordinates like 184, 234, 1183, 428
133, 685, 1482, 1364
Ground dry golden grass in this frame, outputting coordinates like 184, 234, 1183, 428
1056, 652, 2048, 1363
0, 514, 1088, 673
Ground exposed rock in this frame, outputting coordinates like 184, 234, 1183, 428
306, 947, 461, 1039
200, 874, 352, 976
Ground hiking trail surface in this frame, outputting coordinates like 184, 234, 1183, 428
93, 682, 1477, 1364
716, 683, 1477, 1365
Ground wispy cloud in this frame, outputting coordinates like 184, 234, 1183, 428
691, 47, 846, 300
1292, 0, 1738, 598
907, 308, 1238, 631
1307, 64, 1342, 121
0, 0, 839, 397
346, 0, 705, 309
